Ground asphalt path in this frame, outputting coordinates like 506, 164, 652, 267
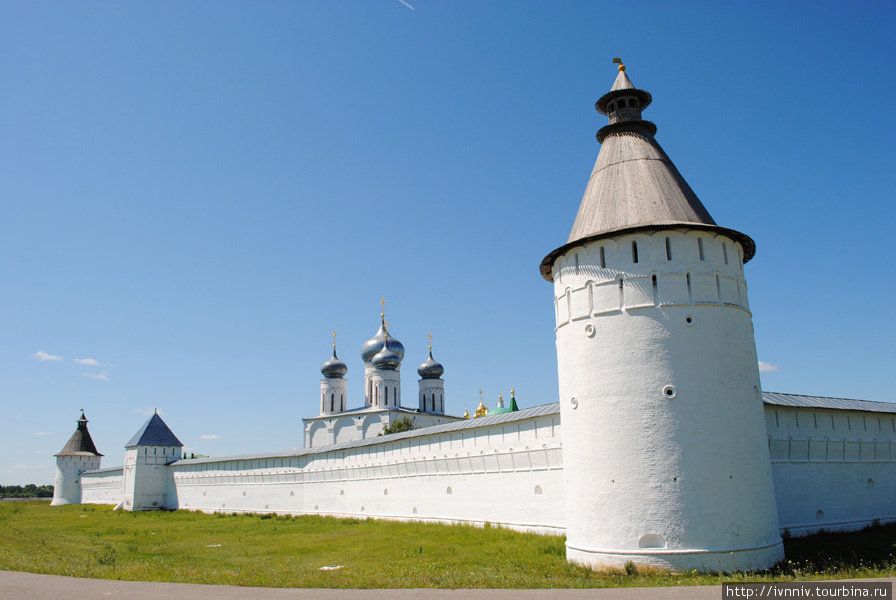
4, 571, 895, 600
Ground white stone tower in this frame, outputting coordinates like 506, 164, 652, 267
540, 63, 783, 571
417, 334, 445, 414
320, 331, 348, 415
51, 410, 103, 506
121, 411, 183, 511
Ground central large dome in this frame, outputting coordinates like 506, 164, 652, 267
361, 321, 405, 364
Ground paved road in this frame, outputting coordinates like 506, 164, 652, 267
3, 572, 895, 600
0, 571, 715, 599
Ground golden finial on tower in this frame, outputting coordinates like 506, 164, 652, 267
380, 296, 386, 318
428, 332, 433, 352
474, 389, 488, 418
613, 57, 625, 72
332, 330, 337, 350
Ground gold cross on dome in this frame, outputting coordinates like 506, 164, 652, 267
428, 332, 433, 351
332, 330, 337, 349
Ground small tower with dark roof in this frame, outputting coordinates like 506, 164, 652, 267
320, 331, 348, 416
51, 410, 103, 506
417, 333, 445, 414
121, 411, 183, 511
541, 62, 782, 572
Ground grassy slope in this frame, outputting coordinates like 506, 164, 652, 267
1, 502, 894, 589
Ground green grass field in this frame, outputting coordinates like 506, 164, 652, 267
1, 502, 895, 588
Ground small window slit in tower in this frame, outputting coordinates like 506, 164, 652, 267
652, 274, 658, 306
631, 241, 638, 263
599, 246, 606, 268
574, 253, 579, 275
723, 243, 729, 265
618, 278, 624, 309
715, 274, 722, 303
665, 237, 672, 260
686, 273, 693, 304
698, 238, 705, 261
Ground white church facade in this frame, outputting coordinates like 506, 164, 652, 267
51, 65, 896, 573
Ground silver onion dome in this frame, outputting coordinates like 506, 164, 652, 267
417, 350, 444, 379
321, 349, 348, 379
372, 339, 401, 371
361, 321, 405, 363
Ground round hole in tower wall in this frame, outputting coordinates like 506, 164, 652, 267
816, 510, 825, 521
570, 397, 578, 409
684, 315, 695, 327
868, 479, 875, 489
413, 507, 418, 514
584, 323, 595, 338
446, 486, 452, 495
534, 485, 543, 495
663, 386, 677, 399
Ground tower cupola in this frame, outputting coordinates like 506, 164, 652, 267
362, 299, 404, 408
596, 61, 652, 127
320, 331, 348, 416
321, 341, 348, 379
417, 333, 445, 414
372, 337, 401, 371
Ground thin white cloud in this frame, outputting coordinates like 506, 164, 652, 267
32, 350, 62, 361
74, 357, 100, 366
12, 465, 30, 469
200, 435, 220, 440
32, 432, 51, 436
758, 361, 780, 373
83, 371, 111, 381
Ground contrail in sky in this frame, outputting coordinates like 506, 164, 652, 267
399, 0, 415, 9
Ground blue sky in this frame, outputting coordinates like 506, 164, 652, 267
2, 1, 893, 486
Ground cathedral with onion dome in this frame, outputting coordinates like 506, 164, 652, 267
302, 303, 478, 448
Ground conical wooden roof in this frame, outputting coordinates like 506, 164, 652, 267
540, 67, 754, 281
55, 410, 103, 457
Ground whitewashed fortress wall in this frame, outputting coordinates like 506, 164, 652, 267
80, 467, 124, 505
168, 406, 565, 534
77, 398, 896, 542
764, 397, 896, 535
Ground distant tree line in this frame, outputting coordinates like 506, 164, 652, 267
0, 484, 54, 498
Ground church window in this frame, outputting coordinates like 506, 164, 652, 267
375, 386, 379, 404
698, 238, 705, 261
608, 102, 615, 112
629, 98, 637, 108
330, 396, 334, 413
631, 241, 638, 263
665, 237, 672, 260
